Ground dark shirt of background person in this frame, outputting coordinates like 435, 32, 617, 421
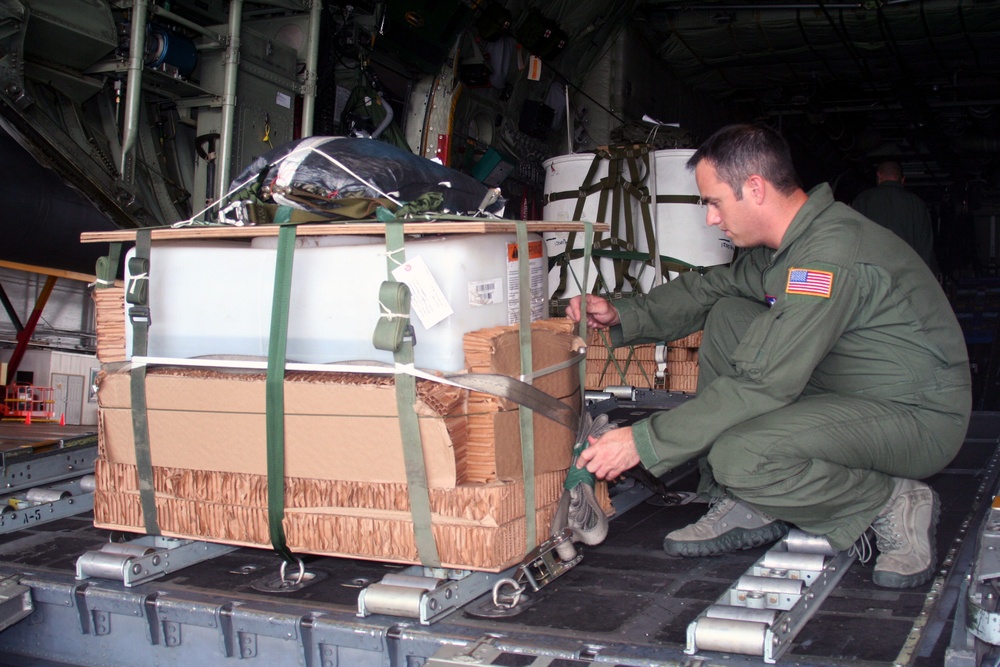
852, 160, 938, 272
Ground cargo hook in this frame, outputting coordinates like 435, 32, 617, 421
279, 556, 306, 586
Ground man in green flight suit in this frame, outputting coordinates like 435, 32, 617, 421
566, 124, 971, 589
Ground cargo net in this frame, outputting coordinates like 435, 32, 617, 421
546, 144, 660, 303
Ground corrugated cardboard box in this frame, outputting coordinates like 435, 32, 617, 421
463, 320, 584, 482
93, 321, 601, 570
98, 368, 469, 488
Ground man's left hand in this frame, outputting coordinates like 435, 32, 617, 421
576, 426, 641, 480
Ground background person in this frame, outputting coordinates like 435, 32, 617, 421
852, 160, 937, 271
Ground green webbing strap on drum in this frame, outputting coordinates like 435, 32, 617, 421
553, 151, 610, 298
264, 224, 298, 562
653, 194, 705, 280
126, 229, 159, 536
636, 171, 658, 290
375, 222, 441, 568
622, 149, 654, 293
514, 223, 537, 549
656, 194, 703, 206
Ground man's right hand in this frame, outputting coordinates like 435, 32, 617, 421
565, 294, 621, 329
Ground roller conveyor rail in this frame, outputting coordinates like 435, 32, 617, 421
76, 536, 238, 587
686, 528, 856, 663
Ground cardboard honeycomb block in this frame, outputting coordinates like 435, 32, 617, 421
92, 459, 611, 571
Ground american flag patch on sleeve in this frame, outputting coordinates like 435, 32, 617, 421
786, 268, 834, 297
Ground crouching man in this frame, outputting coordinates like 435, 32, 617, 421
566, 124, 971, 588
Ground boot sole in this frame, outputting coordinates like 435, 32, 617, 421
872, 489, 940, 589
663, 521, 790, 557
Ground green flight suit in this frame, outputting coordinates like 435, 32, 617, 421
609, 184, 971, 550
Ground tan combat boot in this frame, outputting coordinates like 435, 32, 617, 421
663, 497, 789, 557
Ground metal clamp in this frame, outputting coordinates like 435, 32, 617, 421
510, 528, 582, 593
127, 305, 151, 325
491, 578, 525, 609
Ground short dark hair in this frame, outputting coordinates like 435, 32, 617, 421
687, 124, 802, 200
876, 160, 904, 181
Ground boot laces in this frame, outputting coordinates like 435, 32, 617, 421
871, 507, 904, 553
849, 531, 874, 564
701, 497, 738, 523
850, 498, 906, 565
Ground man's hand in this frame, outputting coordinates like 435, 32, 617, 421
565, 294, 621, 329
576, 426, 641, 480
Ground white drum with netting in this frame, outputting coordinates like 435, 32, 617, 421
634, 149, 735, 293
541, 152, 649, 298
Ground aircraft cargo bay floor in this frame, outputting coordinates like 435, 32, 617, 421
0, 410, 998, 666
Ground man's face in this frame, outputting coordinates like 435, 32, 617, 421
694, 160, 762, 248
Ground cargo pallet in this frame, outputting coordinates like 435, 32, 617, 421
0, 406, 998, 666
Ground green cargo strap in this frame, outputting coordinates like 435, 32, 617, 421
372, 281, 411, 351
514, 223, 537, 549
94, 243, 122, 290
576, 221, 594, 355
552, 151, 611, 298
606, 153, 626, 292
622, 149, 654, 292
262, 224, 299, 562
654, 194, 704, 281
636, 178, 658, 288
377, 222, 441, 568
567, 221, 594, 488
127, 229, 159, 536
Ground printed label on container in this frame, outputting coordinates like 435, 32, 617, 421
391, 255, 454, 328
506, 240, 546, 324
469, 278, 503, 306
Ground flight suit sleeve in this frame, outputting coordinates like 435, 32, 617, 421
609, 251, 769, 347
627, 261, 862, 477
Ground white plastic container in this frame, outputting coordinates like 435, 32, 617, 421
123, 233, 548, 372
634, 149, 735, 292
541, 153, 645, 298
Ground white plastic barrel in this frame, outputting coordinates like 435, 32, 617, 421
541, 153, 645, 298
123, 233, 548, 372
634, 149, 734, 292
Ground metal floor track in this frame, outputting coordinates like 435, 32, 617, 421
0, 412, 997, 667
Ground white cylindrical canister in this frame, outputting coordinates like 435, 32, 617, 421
123, 233, 548, 372
541, 153, 646, 298
634, 149, 735, 292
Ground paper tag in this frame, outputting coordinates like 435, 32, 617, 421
392, 255, 453, 329
527, 55, 542, 81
